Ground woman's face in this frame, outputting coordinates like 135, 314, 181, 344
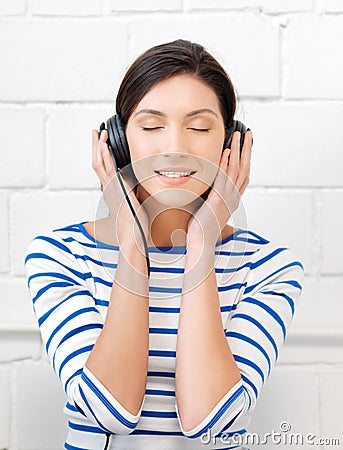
125, 74, 226, 207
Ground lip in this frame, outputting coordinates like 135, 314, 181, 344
155, 167, 197, 173
154, 170, 196, 185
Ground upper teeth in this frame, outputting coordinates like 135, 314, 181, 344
158, 171, 192, 177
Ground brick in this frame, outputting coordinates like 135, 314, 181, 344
0, 109, 45, 187
187, 0, 255, 9
318, 368, 343, 442
0, 278, 37, 328
47, 106, 112, 189
130, 14, 280, 97
323, 0, 343, 12
0, 21, 127, 101
16, 362, 67, 449
111, 0, 182, 11
0, 192, 9, 273
239, 188, 312, 273
285, 16, 343, 99
0, 0, 25, 15
281, 341, 343, 364
0, 330, 40, 362
32, 0, 102, 16
322, 190, 343, 274
249, 366, 319, 443
12, 190, 103, 275
259, 0, 313, 13
290, 277, 343, 333
0, 367, 10, 449
242, 101, 343, 187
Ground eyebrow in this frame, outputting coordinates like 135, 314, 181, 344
133, 108, 218, 118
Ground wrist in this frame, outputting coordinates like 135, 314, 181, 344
186, 236, 216, 253
120, 233, 148, 255
115, 245, 149, 296
185, 242, 215, 270
183, 244, 215, 292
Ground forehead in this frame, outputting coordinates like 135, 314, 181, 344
134, 74, 221, 112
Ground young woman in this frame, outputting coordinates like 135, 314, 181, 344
25, 40, 304, 450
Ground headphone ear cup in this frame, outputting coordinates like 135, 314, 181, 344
106, 115, 131, 170
106, 115, 120, 171
223, 120, 247, 152
223, 120, 237, 150
114, 115, 131, 168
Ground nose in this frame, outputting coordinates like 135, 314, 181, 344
162, 128, 188, 157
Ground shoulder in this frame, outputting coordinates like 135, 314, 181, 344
242, 229, 305, 293
24, 222, 89, 275
222, 228, 304, 278
25, 223, 80, 255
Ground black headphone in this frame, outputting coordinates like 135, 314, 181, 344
98, 115, 249, 280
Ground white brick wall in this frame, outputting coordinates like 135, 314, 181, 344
0, 109, 45, 187
322, 0, 343, 12
322, 190, 343, 274
0, 192, 9, 273
11, 190, 103, 275
0, 21, 128, 101
47, 106, 112, 189
110, 0, 183, 12
31, 0, 103, 16
285, 16, 343, 99
130, 14, 280, 97
0, 0, 25, 15
1, 0, 342, 448
259, 0, 314, 13
186, 0, 256, 10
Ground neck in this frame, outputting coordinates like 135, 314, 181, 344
136, 185, 203, 248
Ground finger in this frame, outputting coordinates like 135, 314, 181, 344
238, 175, 250, 197
240, 130, 253, 170
102, 144, 116, 176
227, 131, 241, 184
99, 129, 108, 143
92, 129, 109, 184
92, 129, 99, 163
214, 147, 230, 189
235, 131, 252, 190
92, 129, 103, 170
98, 129, 112, 176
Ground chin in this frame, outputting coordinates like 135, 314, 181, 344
151, 188, 200, 207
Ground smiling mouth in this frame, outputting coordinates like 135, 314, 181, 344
154, 170, 197, 178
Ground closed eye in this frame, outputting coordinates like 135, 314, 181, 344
141, 127, 210, 132
190, 128, 210, 133
188, 128, 210, 133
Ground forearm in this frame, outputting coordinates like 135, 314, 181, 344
175, 243, 241, 432
85, 243, 149, 416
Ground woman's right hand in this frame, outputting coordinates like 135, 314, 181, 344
91, 128, 150, 253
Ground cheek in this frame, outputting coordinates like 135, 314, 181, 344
126, 131, 157, 182
196, 138, 223, 180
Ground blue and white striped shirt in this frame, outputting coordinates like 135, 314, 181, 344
24, 222, 304, 450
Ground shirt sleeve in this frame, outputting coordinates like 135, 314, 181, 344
177, 245, 305, 439
24, 233, 143, 435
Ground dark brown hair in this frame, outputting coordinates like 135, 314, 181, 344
117, 39, 237, 133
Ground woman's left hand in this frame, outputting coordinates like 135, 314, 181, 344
186, 130, 253, 248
